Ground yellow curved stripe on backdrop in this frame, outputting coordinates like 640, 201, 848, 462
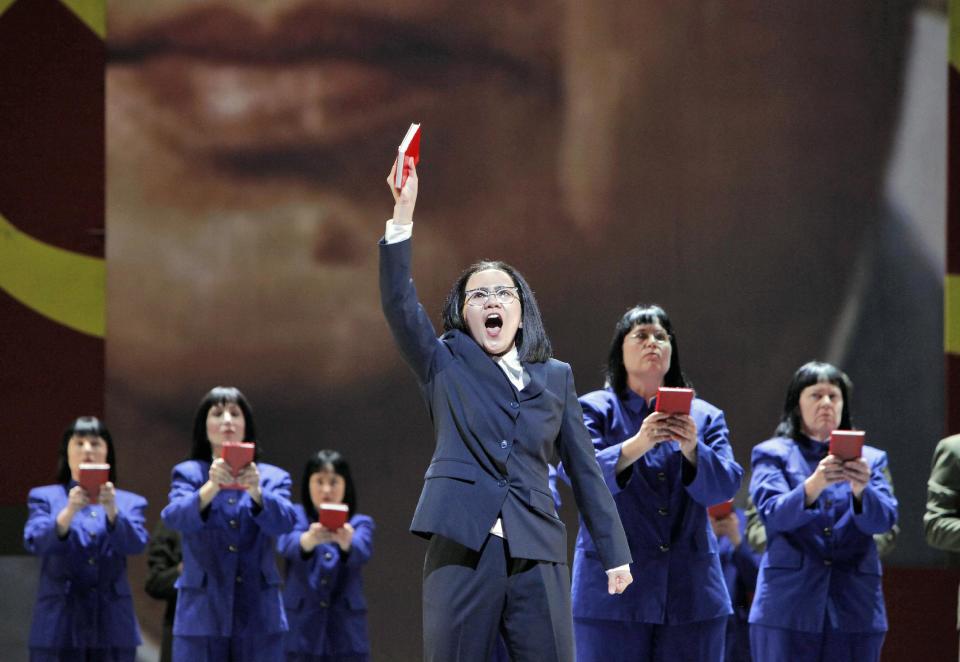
59, 0, 105, 40
948, 274, 960, 355
0, 213, 105, 338
0, 0, 16, 19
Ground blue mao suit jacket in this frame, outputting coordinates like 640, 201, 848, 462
379, 237, 631, 571
25, 483, 148, 650
563, 389, 742, 624
748, 437, 898, 633
278, 507, 374, 657
161, 460, 297, 638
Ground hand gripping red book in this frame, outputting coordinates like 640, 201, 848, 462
654, 387, 694, 415
394, 123, 421, 189
320, 503, 350, 530
221, 441, 255, 490
78, 463, 110, 500
829, 430, 865, 461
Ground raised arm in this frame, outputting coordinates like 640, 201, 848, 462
379, 160, 447, 384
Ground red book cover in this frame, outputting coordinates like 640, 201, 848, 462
654, 387, 694, 415
221, 441, 255, 490
319, 503, 349, 530
829, 430, 865, 461
394, 123, 421, 189
78, 463, 110, 501
707, 499, 734, 520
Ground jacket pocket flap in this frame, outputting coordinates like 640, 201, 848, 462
424, 459, 477, 483
528, 488, 557, 517
765, 546, 802, 569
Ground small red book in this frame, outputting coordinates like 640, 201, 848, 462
221, 441, 255, 490
319, 503, 349, 530
394, 123, 421, 189
78, 463, 110, 501
707, 499, 734, 520
654, 387, 694, 415
829, 430, 865, 461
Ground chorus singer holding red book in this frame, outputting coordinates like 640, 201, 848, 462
24, 416, 148, 661
380, 154, 632, 661
161, 386, 297, 661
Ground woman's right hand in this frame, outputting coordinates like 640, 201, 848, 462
207, 458, 234, 490
616, 412, 677, 472
55, 485, 89, 536
803, 453, 845, 505
300, 522, 334, 554
387, 157, 418, 224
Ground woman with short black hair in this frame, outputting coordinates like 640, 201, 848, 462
749, 362, 897, 661
25, 416, 148, 661
162, 386, 297, 661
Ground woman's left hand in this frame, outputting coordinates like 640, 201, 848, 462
842, 457, 871, 499
99, 482, 118, 524
236, 462, 262, 505
331, 522, 355, 552
666, 414, 698, 464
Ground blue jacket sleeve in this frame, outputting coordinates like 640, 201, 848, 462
162, 463, 208, 533
556, 366, 632, 570
683, 409, 742, 506
251, 468, 297, 537
379, 236, 444, 384
750, 442, 821, 535
23, 488, 70, 556
850, 450, 898, 535
342, 516, 374, 569
107, 492, 149, 555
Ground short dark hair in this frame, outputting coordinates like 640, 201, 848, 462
189, 386, 261, 462
56, 416, 118, 485
605, 304, 690, 396
441, 260, 552, 363
775, 361, 854, 440
300, 449, 358, 522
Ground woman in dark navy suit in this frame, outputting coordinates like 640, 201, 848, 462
748, 362, 897, 661
278, 449, 374, 661
24, 416, 148, 662
162, 386, 297, 661
380, 158, 633, 661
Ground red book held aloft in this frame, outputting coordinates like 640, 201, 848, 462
394, 123, 421, 189
221, 441, 255, 490
829, 430, 865, 461
78, 463, 110, 501
654, 387, 694, 415
320, 503, 349, 530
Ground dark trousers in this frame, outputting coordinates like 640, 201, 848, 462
749, 624, 885, 662
423, 533, 573, 662
574, 616, 726, 662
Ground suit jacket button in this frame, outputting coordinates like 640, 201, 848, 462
320, 601, 329, 608
823, 559, 832, 566
659, 544, 670, 552
89, 511, 98, 517
89, 532, 97, 539
228, 544, 238, 553
657, 472, 666, 482
509, 401, 519, 409
229, 519, 239, 529
87, 557, 96, 565
498, 479, 507, 487
320, 578, 329, 586
500, 440, 509, 449
823, 527, 832, 537
657, 508, 668, 516
324, 552, 334, 561
228, 497, 237, 505
236, 575, 243, 584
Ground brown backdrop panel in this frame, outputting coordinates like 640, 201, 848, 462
0, 0, 105, 525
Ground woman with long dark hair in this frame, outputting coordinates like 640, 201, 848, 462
24, 416, 148, 661
161, 386, 297, 661
278, 449, 374, 661
564, 304, 742, 661
379, 159, 632, 661
748, 362, 897, 661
